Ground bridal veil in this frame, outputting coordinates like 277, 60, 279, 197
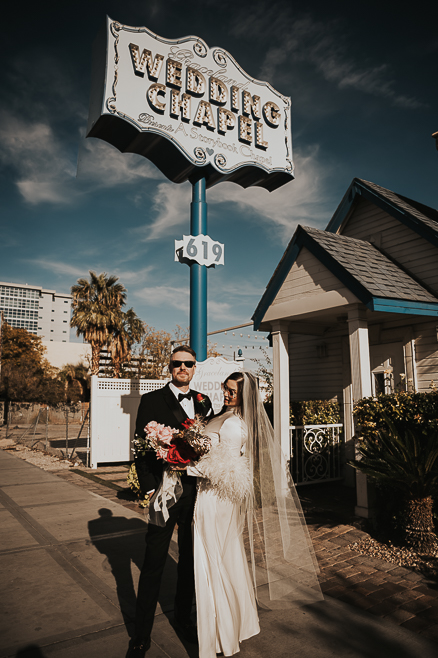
239, 371, 323, 607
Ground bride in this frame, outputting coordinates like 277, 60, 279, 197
188, 371, 322, 658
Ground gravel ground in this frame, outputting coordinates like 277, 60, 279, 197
4, 444, 83, 471
349, 536, 438, 578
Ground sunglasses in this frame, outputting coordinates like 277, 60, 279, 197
221, 384, 238, 398
171, 360, 196, 368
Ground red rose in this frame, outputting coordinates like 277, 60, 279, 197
166, 438, 197, 466
182, 418, 195, 430
196, 394, 204, 402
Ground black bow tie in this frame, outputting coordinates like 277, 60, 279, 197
178, 392, 192, 402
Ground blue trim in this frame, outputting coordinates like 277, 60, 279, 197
326, 179, 438, 248
325, 180, 359, 233
370, 298, 438, 316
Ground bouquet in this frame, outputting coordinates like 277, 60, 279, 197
133, 415, 210, 469
133, 421, 178, 459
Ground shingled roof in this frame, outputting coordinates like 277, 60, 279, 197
327, 178, 438, 244
253, 210, 438, 329
303, 226, 437, 304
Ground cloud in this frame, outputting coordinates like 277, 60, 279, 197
132, 145, 331, 244
134, 284, 189, 312
133, 281, 235, 321
111, 266, 155, 285
24, 259, 89, 278
208, 145, 333, 243
236, 10, 424, 110
76, 137, 163, 188
134, 182, 192, 240
0, 114, 76, 204
0, 111, 165, 205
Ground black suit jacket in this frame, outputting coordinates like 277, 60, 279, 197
134, 383, 213, 494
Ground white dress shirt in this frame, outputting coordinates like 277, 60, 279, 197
169, 382, 195, 419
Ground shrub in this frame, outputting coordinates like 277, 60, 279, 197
353, 390, 438, 440
290, 399, 341, 425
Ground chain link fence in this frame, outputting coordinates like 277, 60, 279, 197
1, 402, 90, 465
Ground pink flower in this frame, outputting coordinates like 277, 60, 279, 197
156, 447, 169, 460
145, 421, 160, 437
158, 426, 175, 445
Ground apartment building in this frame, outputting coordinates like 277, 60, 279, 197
0, 281, 71, 342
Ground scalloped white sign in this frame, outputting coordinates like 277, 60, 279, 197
191, 356, 243, 413
87, 17, 293, 191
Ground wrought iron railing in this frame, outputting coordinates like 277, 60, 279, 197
289, 424, 343, 485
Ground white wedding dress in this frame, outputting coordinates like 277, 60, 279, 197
188, 410, 260, 658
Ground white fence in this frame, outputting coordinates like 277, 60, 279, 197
89, 358, 243, 469
89, 377, 167, 468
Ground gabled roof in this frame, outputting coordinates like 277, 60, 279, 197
252, 224, 438, 330
326, 178, 438, 245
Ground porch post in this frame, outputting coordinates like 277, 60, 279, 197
403, 328, 417, 393
271, 322, 290, 460
347, 306, 373, 518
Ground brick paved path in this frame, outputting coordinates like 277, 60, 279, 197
55, 466, 438, 643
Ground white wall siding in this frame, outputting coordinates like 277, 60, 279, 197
341, 199, 438, 294
289, 331, 344, 401
413, 322, 438, 392
273, 247, 350, 306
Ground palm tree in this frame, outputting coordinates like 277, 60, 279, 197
58, 362, 90, 401
71, 271, 127, 376
350, 415, 438, 554
109, 308, 145, 378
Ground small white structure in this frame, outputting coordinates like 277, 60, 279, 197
90, 378, 166, 468
42, 340, 91, 369
253, 178, 438, 516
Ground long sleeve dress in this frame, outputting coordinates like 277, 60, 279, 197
188, 409, 260, 658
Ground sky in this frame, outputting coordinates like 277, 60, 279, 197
1, 0, 437, 361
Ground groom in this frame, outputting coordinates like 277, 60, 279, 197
128, 345, 212, 657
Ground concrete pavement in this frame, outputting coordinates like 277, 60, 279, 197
1, 448, 437, 658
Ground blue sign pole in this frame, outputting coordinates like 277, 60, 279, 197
190, 177, 207, 361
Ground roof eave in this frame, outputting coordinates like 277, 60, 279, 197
326, 179, 438, 247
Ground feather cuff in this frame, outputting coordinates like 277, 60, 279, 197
197, 444, 252, 503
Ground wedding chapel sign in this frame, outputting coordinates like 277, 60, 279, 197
87, 17, 293, 191
191, 356, 243, 414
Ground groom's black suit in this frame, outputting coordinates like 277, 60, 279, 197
133, 382, 212, 643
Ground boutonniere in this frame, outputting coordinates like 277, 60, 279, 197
195, 393, 207, 406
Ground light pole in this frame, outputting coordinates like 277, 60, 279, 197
189, 178, 208, 361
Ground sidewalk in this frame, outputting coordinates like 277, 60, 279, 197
1, 448, 437, 658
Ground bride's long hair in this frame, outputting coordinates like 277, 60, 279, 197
227, 371, 322, 606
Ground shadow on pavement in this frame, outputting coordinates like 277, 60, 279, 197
15, 645, 47, 658
88, 508, 147, 636
88, 508, 184, 642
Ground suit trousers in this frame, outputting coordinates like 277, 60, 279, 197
134, 482, 196, 641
